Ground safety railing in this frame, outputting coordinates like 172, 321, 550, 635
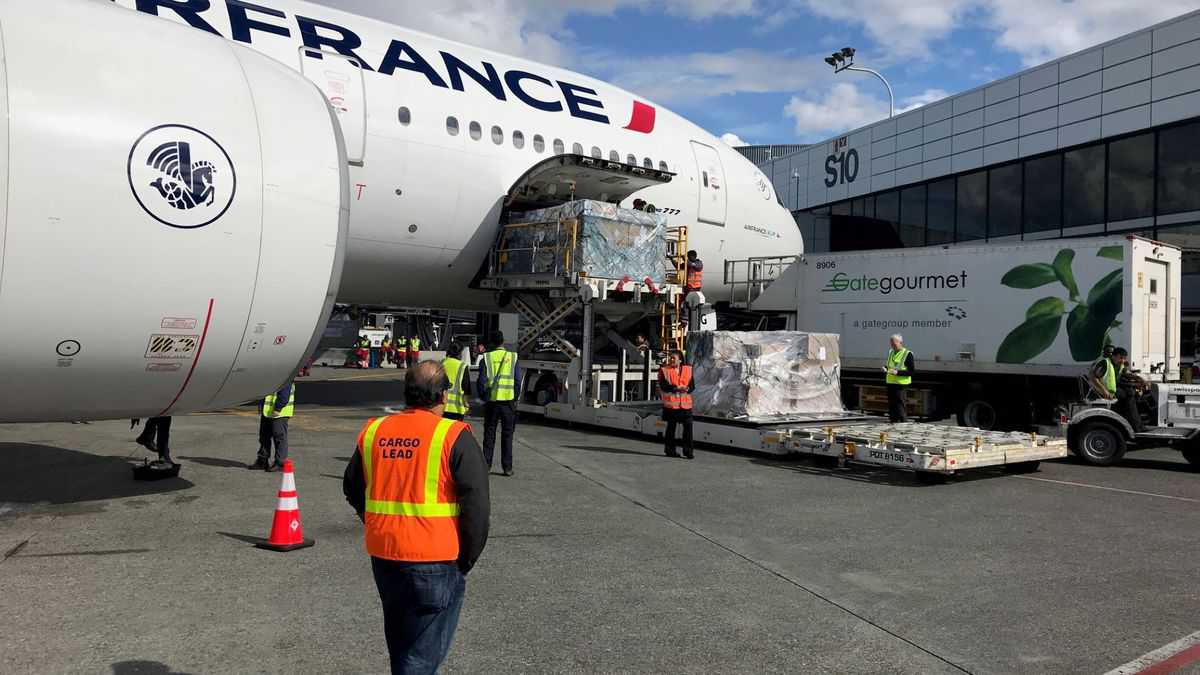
723, 255, 799, 309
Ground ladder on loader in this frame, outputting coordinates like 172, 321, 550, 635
660, 225, 689, 353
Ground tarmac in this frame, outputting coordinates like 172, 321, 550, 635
1, 366, 1198, 675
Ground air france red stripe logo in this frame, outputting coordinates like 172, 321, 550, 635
624, 101, 656, 134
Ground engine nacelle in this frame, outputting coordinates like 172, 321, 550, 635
0, 0, 348, 422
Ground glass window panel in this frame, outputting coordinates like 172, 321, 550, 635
1158, 122, 1200, 215
468, 121, 482, 141
1108, 133, 1154, 222
591, 146, 602, 158
659, 161, 669, 172
533, 135, 545, 153
1024, 154, 1062, 234
851, 198, 865, 217
832, 201, 851, 216
900, 185, 926, 247
553, 138, 565, 154
813, 213, 831, 253
572, 142, 584, 155
1064, 144, 1105, 227
957, 171, 987, 241
627, 154, 637, 165
491, 126, 504, 144
610, 150, 620, 162
794, 210, 816, 250
512, 130, 524, 149
643, 157, 653, 168
927, 179, 955, 244
988, 163, 1021, 238
445, 116, 459, 136
398, 107, 411, 125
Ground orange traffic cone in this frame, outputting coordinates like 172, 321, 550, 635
256, 459, 315, 552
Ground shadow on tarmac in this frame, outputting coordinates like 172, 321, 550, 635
562, 444, 668, 458
747, 456, 994, 488
0, 443, 193, 508
298, 379, 403, 407
216, 531, 269, 547
177, 456, 246, 469
1114, 456, 1197, 473
111, 660, 194, 675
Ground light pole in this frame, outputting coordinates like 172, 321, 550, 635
824, 47, 894, 119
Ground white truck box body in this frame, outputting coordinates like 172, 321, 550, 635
753, 236, 1181, 380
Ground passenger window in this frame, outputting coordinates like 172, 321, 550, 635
398, 107, 411, 126
533, 135, 545, 153
554, 139, 565, 154
469, 121, 482, 141
513, 130, 525, 149
491, 125, 503, 144
659, 161, 668, 172
1151, 279, 1158, 294
643, 157, 652, 169
572, 142, 584, 155
591, 146, 602, 158
702, 171, 709, 187
609, 150, 620, 162
627, 154, 637, 165
446, 116, 460, 136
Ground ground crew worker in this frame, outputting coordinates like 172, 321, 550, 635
356, 334, 370, 369
1089, 346, 1147, 432
477, 331, 518, 476
382, 335, 393, 367
442, 342, 472, 421
409, 335, 422, 368
684, 250, 703, 295
248, 381, 294, 471
342, 362, 490, 675
133, 416, 175, 465
658, 349, 695, 459
883, 334, 914, 423
396, 335, 409, 369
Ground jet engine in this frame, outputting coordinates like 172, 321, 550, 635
0, 1, 348, 422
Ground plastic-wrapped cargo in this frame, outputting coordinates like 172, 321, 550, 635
502, 199, 667, 283
691, 331, 843, 419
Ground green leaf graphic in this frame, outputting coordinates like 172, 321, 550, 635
1087, 269, 1123, 317
1097, 246, 1124, 261
997, 314, 1062, 363
1026, 296, 1065, 320
1001, 263, 1057, 289
1052, 249, 1079, 299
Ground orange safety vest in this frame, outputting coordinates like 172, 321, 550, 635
356, 410, 466, 562
660, 365, 694, 410
686, 262, 703, 290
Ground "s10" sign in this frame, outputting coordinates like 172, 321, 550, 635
824, 148, 860, 187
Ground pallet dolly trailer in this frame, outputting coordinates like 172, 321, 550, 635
538, 401, 1068, 480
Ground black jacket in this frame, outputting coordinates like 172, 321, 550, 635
343, 413, 490, 573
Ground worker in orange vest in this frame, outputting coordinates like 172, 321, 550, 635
343, 361, 490, 674
658, 349, 695, 459
684, 250, 703, 295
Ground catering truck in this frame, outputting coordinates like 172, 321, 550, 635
747, 236, 1182, 430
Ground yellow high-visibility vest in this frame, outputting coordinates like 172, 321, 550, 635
886, 349, 911, 386
262, 386, 296, 418
484, 350, 516, 402
444, 357, 468, 415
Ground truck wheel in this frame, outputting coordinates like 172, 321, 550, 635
1075, 421, 1127, 466
957, 400, 997, 430
1182, 446, 1200, 470
1002, 461, 1041, 474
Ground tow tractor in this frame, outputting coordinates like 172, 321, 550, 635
1062, 378, 1200, 468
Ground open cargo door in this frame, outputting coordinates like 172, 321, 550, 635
505, 154, 672, 213
299, 48, 366, 165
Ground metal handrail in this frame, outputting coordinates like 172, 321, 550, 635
723, 255, 799, 307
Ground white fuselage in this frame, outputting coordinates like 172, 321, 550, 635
113, 0, 802, 309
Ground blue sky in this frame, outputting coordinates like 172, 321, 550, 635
320, 0, 1200, 146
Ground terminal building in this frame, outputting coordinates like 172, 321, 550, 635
753, 11, 1200, 354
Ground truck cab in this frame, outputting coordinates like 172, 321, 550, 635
1064, 380, 1200, 467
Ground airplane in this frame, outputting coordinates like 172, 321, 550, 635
0, 0, 802, 423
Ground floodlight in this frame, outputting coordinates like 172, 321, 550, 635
824, 56, 838, 67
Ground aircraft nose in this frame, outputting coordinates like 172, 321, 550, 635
777, 207, 803, 255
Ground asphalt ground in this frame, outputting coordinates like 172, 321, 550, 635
1, 368, 1198, 674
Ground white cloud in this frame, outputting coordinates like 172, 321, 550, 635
720, 132, 749, 146
981, 0, 1200, 66
795, 0, 974, 59
784, 84, 952, 141
604, 48, 830, 104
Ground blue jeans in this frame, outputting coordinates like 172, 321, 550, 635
371, 559, 465, 675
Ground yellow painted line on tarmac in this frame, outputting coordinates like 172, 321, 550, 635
1015, 475, 1200, 504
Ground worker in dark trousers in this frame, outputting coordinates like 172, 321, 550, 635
133, 416, 175, 465
477, 331, 518, 476
684, 250, 703, 296
884, 334, 914, 423
1090, 346, 1147, 432
658, 349, 695, 459
249, 381, 294, 471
